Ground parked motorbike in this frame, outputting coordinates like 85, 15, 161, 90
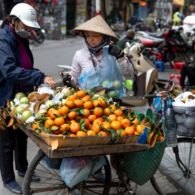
137, 27, 195, 68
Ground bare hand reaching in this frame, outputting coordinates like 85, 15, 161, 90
44, 76, 56, 88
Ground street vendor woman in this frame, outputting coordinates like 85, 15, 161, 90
70, 15, 125, 97
57, 15, 125, 192
0, 3, 56, 194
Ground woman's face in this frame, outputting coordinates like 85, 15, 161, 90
84, 31, 104, 48
15, 20, 37, 39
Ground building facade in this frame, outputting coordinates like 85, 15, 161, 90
1, 0, 194, 39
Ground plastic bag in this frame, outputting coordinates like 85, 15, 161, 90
78, 46, 125, 97
117, 57, 135, 81
42, 156, 62, 169
60, 156, 106, 188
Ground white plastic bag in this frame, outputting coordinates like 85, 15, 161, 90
60, 156, 106, 188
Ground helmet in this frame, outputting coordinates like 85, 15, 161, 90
10, 3, 40, 29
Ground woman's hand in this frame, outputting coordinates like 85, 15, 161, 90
44, 76, 56, 88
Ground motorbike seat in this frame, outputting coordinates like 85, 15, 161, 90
148, 32, 164, 38
140, 37, 164, 47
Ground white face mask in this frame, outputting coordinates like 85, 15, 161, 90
15, 28, 32, 39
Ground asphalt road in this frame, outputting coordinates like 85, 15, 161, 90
0, 38, 184, 195
32, 37, 84, 83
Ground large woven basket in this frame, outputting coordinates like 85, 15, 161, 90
120, 140, 166, 185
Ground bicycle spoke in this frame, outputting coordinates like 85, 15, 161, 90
159, 138, 195, 195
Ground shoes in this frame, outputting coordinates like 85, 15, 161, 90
18, 171, 40, 182
92, 169, 106, 183
4, 180, 23, 194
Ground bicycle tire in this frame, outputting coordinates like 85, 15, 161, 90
159, 137, 195, 195
23, 149, 111, 195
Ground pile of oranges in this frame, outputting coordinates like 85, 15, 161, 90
31, 90, 146, 137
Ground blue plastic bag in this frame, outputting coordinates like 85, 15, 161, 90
78, 46, 125, 97
60, 156, 106, 188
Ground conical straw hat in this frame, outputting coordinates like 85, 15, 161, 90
73, 15, 117, 39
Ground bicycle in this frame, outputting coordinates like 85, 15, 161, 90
19, 90, 166, 195
21, 125, 154, 195
149, 91, 195, 195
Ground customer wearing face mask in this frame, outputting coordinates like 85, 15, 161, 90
0, 3, 56, 194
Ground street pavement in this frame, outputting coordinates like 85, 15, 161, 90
0, 38, 186, 195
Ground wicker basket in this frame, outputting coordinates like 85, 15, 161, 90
120, 140, 166, 185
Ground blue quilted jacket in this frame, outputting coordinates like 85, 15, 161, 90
0, 25, 45, 106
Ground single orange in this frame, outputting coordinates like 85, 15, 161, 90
98, 131, 109, 137
74, 99, 84, 108
91, 124, 100, 134
125, 126, 135, 135
65, 100, 76, 109
136, 124, 145, 134
93, 99, 100, 107
110, 104, 117, 112
87, 130, 96, 136
98, 98, 107, 108
104, 107, 111, 116
108, 114, 117, 122
83, 101, 94, 109
102, 121, 111, 130
114, 109, 123, 117
47, 109, 60, 119
81, 108, 90, 117
70, 122, 80, 133
76, 131, 87, 137
69, 133, 76, 137
82, 95, 91, 102
32, 123, 39, 131
132, 117, 139, 125
120, 130, 127, 137
68, 111, 77, 120
93, 118, 103, 125
67, 95, 77, 101
45, 119, 54, 128
117, 116, 124, 121
54, 117, 65, 126
82, 118, 91, 129
111, 120, 121, 130
60, 123, 70, 132
58, 106, 69, 116
121, 118, 131, 128
47, 107, 55, 111
88, 114, 97, 122
93, 107, 103, 117
47, 107, 56, 115
76, 90, 86, 98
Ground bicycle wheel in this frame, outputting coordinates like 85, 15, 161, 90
23, 149, 111, 195
159, 137, 195, 195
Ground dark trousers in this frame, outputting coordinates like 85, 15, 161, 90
0, 127, 28, 183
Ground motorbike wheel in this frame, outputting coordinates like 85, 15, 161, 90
35, 30, 45, 44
